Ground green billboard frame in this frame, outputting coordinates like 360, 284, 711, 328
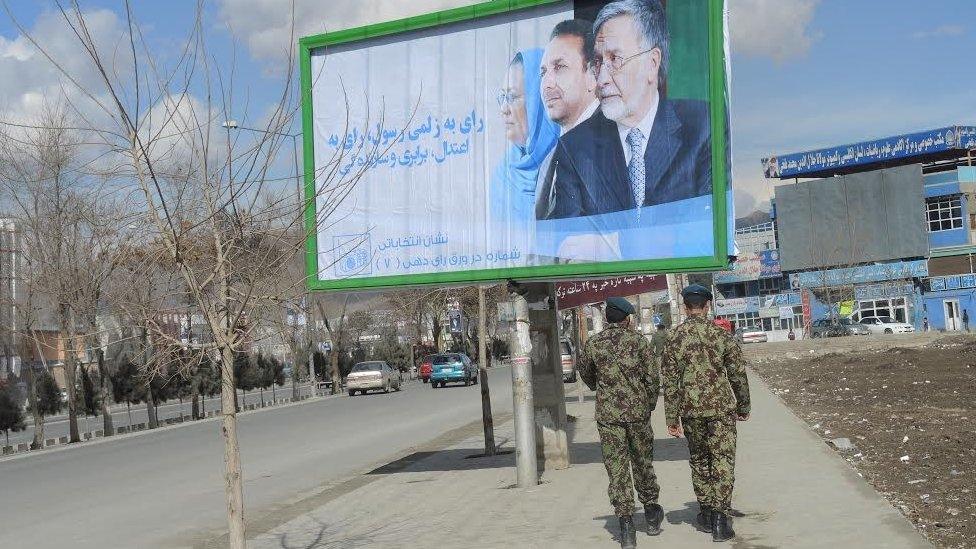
300, 0, 730, 291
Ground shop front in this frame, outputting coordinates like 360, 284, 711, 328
923, 275, 976, 331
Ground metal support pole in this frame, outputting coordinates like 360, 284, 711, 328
511, 293, 537, 487
294, 134, 315, 398
575, 307, 586, 404
478, 286, 495, 455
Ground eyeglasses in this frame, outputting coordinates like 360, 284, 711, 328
588, 48, 655, 76
496, 90, 524, 107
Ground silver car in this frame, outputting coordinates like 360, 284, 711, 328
837, 317, 870, 336
346, 361, 402, 396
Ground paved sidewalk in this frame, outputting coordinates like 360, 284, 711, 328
248, 375, 931, 549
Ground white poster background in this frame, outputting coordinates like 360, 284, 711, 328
311, 4, 573, 281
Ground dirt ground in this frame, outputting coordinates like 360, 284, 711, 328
745, 333, 976, 549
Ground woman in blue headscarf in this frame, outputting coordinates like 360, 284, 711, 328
489, 48, 560, 256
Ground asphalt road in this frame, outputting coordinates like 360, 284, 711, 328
4, 383, 316, 448
0, 367, 514, 549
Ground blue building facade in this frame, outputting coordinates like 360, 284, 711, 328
764, 127, 976, 335
922, 166, 976, 330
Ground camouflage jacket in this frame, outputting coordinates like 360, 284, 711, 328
650, 330, 667, 357
579, 324, 660, 424
662, 315, 750, 426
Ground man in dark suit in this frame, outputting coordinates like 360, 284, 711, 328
536, 0, 712, 221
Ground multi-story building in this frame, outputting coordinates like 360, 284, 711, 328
712, 221, 803, 340
763, 125, 976, 335
0, 219, 20, 380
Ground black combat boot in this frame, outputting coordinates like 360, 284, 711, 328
618, 515, 637, 549
711, 510, 735, 542
695, 505, 713, 533
644, 503, 664, 535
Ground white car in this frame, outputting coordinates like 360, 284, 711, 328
734, 326, 768, 344
859, 316, 915, 334
346, 361, 402, 396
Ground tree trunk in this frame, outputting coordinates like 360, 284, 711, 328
432, 317, 443, 352
140, 327, 158, 429
192, 391, 200, 420
220, 339, 246, 547
478, 286, 495, 456
127, 402, 132, 428
25, 364, 44, 450
201, 395, 206, 418
59, 305, 81, 443
329, 350, 341, 395
291, 354, 300, 399
145, 379, 158, 429
96, 349, 114, 436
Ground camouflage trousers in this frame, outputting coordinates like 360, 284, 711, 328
684, 414, 737, 513
597, 419, 660, 517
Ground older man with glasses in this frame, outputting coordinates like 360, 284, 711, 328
536, 0, 713, 222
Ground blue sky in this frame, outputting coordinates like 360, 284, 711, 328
0, 0, 973, 216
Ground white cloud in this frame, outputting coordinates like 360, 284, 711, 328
729, 90, 976, 217
912, 25, 965, 39
217, 0, 478, 63
729, 0, 821, 63
0, 8, 131, 125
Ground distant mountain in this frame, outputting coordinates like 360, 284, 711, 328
735, 210, 772, 229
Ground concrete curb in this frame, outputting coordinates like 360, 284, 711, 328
0, 392, 334, 463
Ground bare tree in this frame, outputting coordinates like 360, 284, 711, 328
8, 244, 47, 449
0, 105, 127, 443
249, 239, 312, 399
0, 3, 391, 544
315, 294, 352, 394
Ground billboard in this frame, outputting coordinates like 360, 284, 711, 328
775, 165, 927, 272
712, 249, 781, 283
713, 296, 760, 316
791, 259, 928, 288
301, 0, 732, 290
762, 126, 976, 179
555, 274, 667, 309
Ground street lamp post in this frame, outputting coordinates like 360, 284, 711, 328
222, 120, 314, 397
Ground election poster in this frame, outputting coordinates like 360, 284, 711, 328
302, 0, 733, 289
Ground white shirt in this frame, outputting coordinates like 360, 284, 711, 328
616, 93, 659, 165
561, 100, 599, 136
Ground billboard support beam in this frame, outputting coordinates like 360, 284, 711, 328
510, 293, 537, 488
477, 285, 496, 456
515, 282, 570, 473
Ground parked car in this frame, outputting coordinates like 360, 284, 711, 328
811, 319, 846, 338
428, 353, 478, 388
837, 317, 870, 336
859, 316, 915, 334
734, 326, 767, 344
346, 361, 402, 396
560, 339, 577, 383
419, 358, 433, 383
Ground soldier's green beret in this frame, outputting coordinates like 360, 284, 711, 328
605, 297, 635, 322
681, 284, 713, 300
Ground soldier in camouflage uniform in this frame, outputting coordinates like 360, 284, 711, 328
579, 297, 664, 549
662, 284, 750, 542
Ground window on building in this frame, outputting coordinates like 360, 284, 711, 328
852, 298, 908, 324
758, 277, 781, 296
927, 196, 963, 232
717, 312, 760, 331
